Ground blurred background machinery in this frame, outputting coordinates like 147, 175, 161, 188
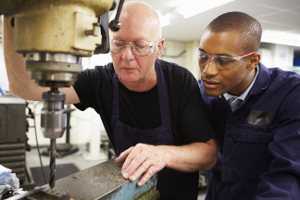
0, 95, 27, 185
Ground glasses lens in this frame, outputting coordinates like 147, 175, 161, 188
133, 41, 154, 56
111, 40, 126, 53
216, 56, 236, 66
198, 50, 209, 65
111, 40, 154, 56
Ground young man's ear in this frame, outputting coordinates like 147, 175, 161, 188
250, 52, 261, 66
247, 52, 260, 70
157, 39, 165, 57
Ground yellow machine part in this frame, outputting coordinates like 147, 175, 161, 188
0, 0, 114, 56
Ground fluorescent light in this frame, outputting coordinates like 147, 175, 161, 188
175, 0, 235, 19
262, 30, 300, 47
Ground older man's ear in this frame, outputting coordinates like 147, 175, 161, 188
157, 39, 165, 57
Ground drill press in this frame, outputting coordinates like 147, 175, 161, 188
0, 0, 123, 189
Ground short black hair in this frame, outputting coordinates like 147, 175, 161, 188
206, 11, 262, 52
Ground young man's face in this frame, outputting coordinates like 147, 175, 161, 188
199, 30, 259, 97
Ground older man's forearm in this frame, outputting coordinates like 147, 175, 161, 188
160, 139, 217, 172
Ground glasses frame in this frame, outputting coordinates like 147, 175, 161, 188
198, 48, 256, 69
110, 39, 158, 56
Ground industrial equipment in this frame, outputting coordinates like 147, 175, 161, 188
0, 95, 26, 184
0, 0, 125, 190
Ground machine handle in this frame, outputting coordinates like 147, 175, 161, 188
109, 0, 125, 32
94, 13, 110, 54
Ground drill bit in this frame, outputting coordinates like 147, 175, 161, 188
49, 139, 57, 189
41, 88, 66, 189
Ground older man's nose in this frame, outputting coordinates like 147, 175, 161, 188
120, 45, 135, 60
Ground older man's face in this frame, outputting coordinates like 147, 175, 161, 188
110, 12, 162, 87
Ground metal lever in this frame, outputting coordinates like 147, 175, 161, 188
95, 13, 110, 54
109, 0, 125, 32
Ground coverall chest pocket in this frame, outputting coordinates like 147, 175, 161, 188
222, 125, 273, 182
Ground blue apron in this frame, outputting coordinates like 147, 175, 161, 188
111, 64, 198, 200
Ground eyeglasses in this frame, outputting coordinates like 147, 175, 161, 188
110, 39, 157, 56
198, 48, 255, 69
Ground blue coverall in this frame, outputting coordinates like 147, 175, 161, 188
200, 64, 300, 200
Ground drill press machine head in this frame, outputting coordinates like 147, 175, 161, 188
0, 0, 116, 139
0, 0, 124, 189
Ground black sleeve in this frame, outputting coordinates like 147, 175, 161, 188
73, 68, 99, 111
168, 64, 214, 144
73, 64, 114, 111
72, 64, 114, 137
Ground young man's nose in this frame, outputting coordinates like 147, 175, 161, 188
201, 60, 218, 77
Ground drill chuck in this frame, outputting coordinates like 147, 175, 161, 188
41, 89, 66, 139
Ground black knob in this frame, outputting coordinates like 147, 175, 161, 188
109, 19, 120, 32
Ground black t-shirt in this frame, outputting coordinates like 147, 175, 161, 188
73, 59, 213, 145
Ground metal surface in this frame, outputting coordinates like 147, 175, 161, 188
0, 0, 114, 55
25, 53, 81, 86
5, 161, 158, 200
49, 139, 56, 189
22, 160, 158, 200
41, 90, 66, 139
109, 0, 125, 32
0, 0, 114, 87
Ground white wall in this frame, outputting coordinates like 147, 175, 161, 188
162, 40, 199, 78
259, 43, 294, 70
81, 53, 112, 69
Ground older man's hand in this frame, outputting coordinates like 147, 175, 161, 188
115, 143, 168, 186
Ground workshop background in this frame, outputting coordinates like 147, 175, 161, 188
0, 0, 300, 199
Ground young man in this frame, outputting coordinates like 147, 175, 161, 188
4, 2, 217, 199
199, 11, 300, 200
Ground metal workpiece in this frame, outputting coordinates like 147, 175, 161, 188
22, 161, 158, 200
7, 161, 158, 200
